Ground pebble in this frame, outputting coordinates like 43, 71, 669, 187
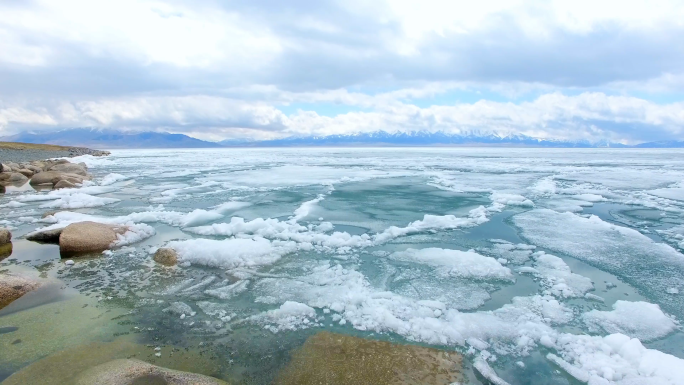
65, 260, 74, 266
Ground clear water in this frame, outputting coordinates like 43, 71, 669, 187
2, 148, 684, 384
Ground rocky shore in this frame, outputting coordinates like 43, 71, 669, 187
0, 141, 109, 164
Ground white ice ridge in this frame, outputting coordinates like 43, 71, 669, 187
39, 193, 120, 209
188, 205, 490, 250
289, 194, 326, 223
547, 333, 684, 384
253, 262, 571, 348
99, 173, 131, 186
473, 357, 511, 385
250, 301, 319, 333
518, 251, 593, 298
167, 237, 300, 269
15, 184, 121, 209
582, 301, 678, 341
389, 248, 513, 280
490, 192, 534, 208
34, 208, 225, 233
513, 209, 684, 315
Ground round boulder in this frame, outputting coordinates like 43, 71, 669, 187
30, 171, 85, 186
74, 359, 228, 385
0, 227, 11, 245
16, 168, 34, 178
1, 274, 42, 310
48, 163, 88, 176
154, 248, 178, 266
59, 222, 128, 256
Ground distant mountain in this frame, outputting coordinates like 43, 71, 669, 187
5, 128, 683, 149
632, 140, 684, 148
1, 128, 222, 149
221, 131, 629, 148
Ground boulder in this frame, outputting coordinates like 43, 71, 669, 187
59, 221, 128, 256
0, 274, 42, 310
7, 162, 20, 171
30, 171, 86, 186
0, 172, 28, 185
154, 248, 178, 266
275, 332, 463, 385
54, 180, 77, 190
0, 227, 11, 244
26, 165, 43, 174
26, 227, 63, 243
0, 163, 12, 172
74, 359, 229, 385
10, 172, 28, 183
48, 162, 88, 176
16, 168, 34, 178
30, 160, 47, 170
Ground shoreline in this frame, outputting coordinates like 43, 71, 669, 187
0, 142, 109, 164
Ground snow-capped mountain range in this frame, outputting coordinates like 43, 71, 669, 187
3, 128, 684, 148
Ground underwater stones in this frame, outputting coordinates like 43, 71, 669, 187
2, 338, 224, 385
274, 332, 463, 385
59, 221, 128, 256
0, 227, 11, 244
26, 227, 63, 243
154, 247, 178, 266
0, 274, 42, 310
73, 359, 229, 385
0, 243, 12, 260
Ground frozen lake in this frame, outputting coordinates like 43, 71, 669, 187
2, 147, 684, 384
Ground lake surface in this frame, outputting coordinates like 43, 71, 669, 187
2, 147, 684, 384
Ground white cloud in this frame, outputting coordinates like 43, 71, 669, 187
0, 1, 683, 142
1, 92, 682, 143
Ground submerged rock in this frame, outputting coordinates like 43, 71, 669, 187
275, 332, 463, 385
59, 221, 128, 256
2, 339, 226, 385
0, 243, 12, 260
0, 274, 42, 310
154, 247, 178, 266
74, 359, 229, 385
0, 227, 11, 244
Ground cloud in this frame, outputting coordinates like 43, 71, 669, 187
2, 92, 682, 143
0, 0, 683, 142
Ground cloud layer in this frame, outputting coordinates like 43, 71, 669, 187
1, 0, 683, 143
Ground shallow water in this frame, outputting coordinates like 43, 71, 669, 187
2, 148, 684, 384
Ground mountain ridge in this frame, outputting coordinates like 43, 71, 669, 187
3, 128, 684, 148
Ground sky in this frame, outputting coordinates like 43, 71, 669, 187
1, 0, 684, 144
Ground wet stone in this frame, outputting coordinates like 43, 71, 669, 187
274, 332, 463, 385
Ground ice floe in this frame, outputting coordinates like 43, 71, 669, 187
582, 301, 678, 341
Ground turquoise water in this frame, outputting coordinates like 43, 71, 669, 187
2, 148, 684, 384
